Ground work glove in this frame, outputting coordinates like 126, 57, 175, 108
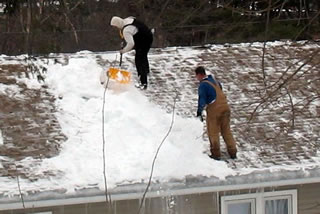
120, 41, 125, 48
196, 110, 204, 122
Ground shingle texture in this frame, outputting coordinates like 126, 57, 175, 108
139, 41, 320, 170
0, 62, 66, 179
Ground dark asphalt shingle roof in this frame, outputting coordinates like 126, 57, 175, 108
140, 41, 320, 170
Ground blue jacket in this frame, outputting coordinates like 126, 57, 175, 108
197, 75, 222, 113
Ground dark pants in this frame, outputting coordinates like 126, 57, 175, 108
135, 41, 152, 85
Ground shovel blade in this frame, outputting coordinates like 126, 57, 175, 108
108, 67, 131, 84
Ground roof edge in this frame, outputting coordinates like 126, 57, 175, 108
1, 174, 320, 211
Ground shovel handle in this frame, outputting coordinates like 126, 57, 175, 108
119, 53, 123, 67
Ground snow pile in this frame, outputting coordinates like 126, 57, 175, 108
43, 53, 235, 189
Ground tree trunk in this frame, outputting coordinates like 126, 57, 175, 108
26, 0, 32, 54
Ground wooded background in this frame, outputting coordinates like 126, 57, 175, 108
0, 0, 320, 55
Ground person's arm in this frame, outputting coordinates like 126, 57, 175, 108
120, 26, 137, 53
197, 84, 207, 114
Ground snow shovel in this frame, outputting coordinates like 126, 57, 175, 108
107, 53, 131, 84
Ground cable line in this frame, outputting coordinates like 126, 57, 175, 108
101, 74, 113, 213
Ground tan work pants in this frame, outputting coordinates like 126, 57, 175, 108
206, 104, 237, 158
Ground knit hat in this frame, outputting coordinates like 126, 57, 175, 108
110, 16, 124, 29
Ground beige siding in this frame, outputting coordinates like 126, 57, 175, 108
114, 199, 140, 214
144, 197, 169, 214
0, 193, 218, 214
297, 183, 320, 214
0, 199, 138, 214
170, 193, 218, 214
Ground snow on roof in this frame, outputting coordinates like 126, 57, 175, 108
0, 40, 319, 200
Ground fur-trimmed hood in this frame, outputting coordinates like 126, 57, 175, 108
110, 16, 124, 29
110, 16, 135, 29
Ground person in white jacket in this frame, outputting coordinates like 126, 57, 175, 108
110, 16, 153, 90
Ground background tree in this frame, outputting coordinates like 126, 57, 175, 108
0, 0, 319, 55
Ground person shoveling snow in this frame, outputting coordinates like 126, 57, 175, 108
110, 16, 153, 90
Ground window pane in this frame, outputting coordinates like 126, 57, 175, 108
228, 202, 251, 214
265, 199, 288, 214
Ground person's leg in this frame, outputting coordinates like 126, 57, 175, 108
221, 110, 237, 158
206, 109, 221, 159
135, 49, 143, 80
139, 47, 150, 86
136, 35, 152, 88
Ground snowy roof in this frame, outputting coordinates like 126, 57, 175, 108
0, 40, 319, 204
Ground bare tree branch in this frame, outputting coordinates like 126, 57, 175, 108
63, 13, 79, 45
294, 9, 320, 40
262, 0, 272, 88
285, 87, 295, 128
249, 48, 320, 122
176, 0, 210, 27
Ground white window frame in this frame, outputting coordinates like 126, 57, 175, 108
221, 190, 297, 214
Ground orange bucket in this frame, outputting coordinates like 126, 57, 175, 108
107, 67, 131, 84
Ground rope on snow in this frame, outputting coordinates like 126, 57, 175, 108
15, 164, 26, 212
101, 75, 113, 213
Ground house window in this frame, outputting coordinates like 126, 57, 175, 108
265, 198, 288, 214
263, 191, 296, 214
227, 198, 255, 214
221, 190, 297, 214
